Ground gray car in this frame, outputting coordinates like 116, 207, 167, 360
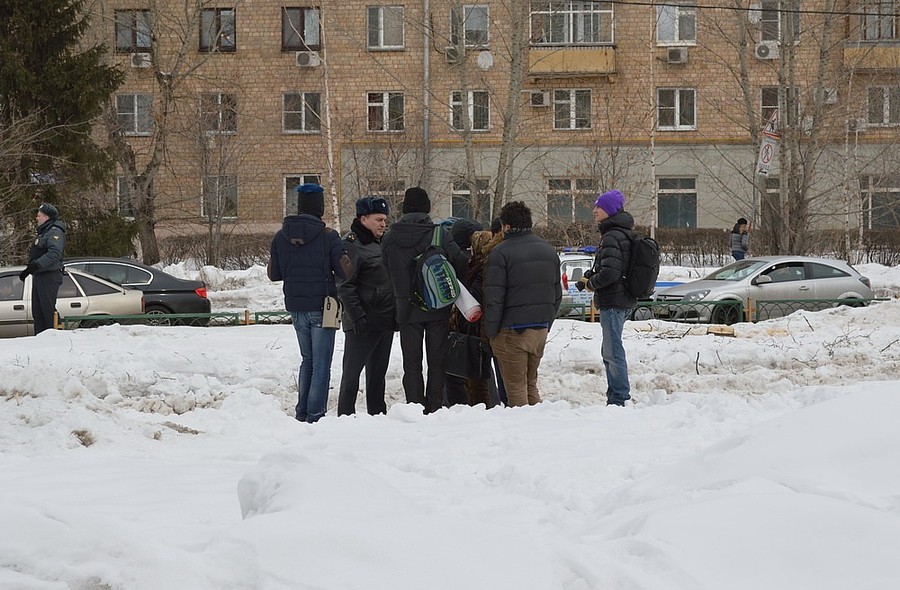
0, 267, 145, 337
653, 256, 875, 324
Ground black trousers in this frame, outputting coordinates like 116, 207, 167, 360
32, 271, 63, 334
337, 328, 393, 416
398, 319, 450, 414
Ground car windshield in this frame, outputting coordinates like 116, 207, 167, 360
704, 260, 768, 281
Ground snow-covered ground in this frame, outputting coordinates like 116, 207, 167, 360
2, 263, 899, 590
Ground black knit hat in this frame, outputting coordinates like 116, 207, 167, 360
450, 218, 483, 249
356, 196, 389, 217
737, 217, 748, 225
297, 183, 325, 218
402, 187, 430, 214
38, 203, 58, 219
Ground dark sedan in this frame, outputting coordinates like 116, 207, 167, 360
64, 257, 211, 325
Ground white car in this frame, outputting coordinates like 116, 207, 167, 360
559, 250, 595, 316
0, 267, 145, 337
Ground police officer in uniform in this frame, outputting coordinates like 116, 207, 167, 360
19, 203, 67, 334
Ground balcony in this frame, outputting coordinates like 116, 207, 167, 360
528, 46, 616, 80
843, 42, 900, 70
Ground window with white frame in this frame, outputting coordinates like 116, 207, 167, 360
867, 86, 900, 126
553, 89, 591, 130
760, 0, 800, 42
367, 6, 404, 49
657, 177, 696, 228
116, 176, 135, 218
861, 175, 900, 228
200, 93, 237, 134
200, 8, 236, 52
285, 174, 321, 215
201, 175, 238, 218
547, 178, 598, 223
367, 92, 404, 132
530, 1, 613, 45
116, 94, 152, 135
115, 9, 152, 52
657, 88, 695, 130
282, 7, 321, 51
656, 3, 696, 44
451, 90, 489, 131
451, 5, 489, 46
760, 86, 799, 128
283, 92, 321, 133
862, 0, 897, 40
452, 178, 491, 223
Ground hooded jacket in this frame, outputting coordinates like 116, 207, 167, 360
28, 219, 67, 274
337, 218, 395, 332
589, 210, 637, 310
381, 212, 468, 324
268, 214, 350, 312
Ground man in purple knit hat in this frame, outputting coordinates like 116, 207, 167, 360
578, 189, 637, 406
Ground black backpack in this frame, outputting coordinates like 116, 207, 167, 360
613, 228, 660, 299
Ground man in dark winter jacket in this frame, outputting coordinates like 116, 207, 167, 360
483, 201, 561, 407
20, 203, 67, 334
336, 196, 394, 416
269, 183, 351, 422
381, 187, 467, 414
580, 189, 637, 406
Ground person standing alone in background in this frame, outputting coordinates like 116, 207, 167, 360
19, 203, 67, 335
269, 183, 351, 423
336, 196, 395, 416
731, 218, 750, 260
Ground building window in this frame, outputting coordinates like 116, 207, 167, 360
867, 86, 900, 126
451, 5, 489, 46
282, 7, 321, 51
285, 174, 321, 215
115, 10, 152, 52
116, 94, 153, 136
657, 177, 696, 228
761, 86, 799, 128
368, 6, 404, 49
200, 93, 237, 134
283, 92, 321, 133
553, 89, 591, 130
116, 176, 135, 218
452, 178, 491, 223
530, 1, 614, 46
547, 178, 598, 223
200, 8, 236, 52
862, 175, 900, 228
657, 88, 695, 130
657, 3, 696, 44
201, 175, 238, 218
760, 0, 800, 42
367, 92, 404, 132
451, 90, 489, 131
862, 1, 896, 40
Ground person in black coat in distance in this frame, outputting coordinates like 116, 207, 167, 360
20, 203, 67, 334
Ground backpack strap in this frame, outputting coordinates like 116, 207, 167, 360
431, 225, 443, 247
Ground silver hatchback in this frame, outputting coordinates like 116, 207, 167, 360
653, 256, 875, 324
0, 267, 145, 337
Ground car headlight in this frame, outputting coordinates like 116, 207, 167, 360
683, 289, 711, 302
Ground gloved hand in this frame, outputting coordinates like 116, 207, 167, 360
576, 276, 594, 292
582, 269, 594, 279
18, 263, 38, 282
352, 316, 367, 336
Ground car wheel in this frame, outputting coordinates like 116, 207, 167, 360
711, 301, 742, 325
145, 305, 173, 326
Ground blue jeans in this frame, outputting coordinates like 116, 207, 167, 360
732, 250, 746, 261
599, 307, 631, 405
290, 310, 336, 422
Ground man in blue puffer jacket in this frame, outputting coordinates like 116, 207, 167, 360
269, 183, 351, 422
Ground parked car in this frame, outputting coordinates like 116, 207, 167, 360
64, 257, 211, 325
559, 249, 596, 316
0, 267, 145, 337
653, 256, 875, 324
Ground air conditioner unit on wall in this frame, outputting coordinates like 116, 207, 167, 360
847, 118, 867, 132
131, 52, 151, 68
667, 47, 688, 64
530, 90, 550, 107
754, 41, 779, 60
445, 46, 460, 64
296, 51, 320, 68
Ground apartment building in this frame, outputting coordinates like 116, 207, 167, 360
101, 0, 900, 236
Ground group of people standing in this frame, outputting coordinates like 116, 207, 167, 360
269, 183, 642, 422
